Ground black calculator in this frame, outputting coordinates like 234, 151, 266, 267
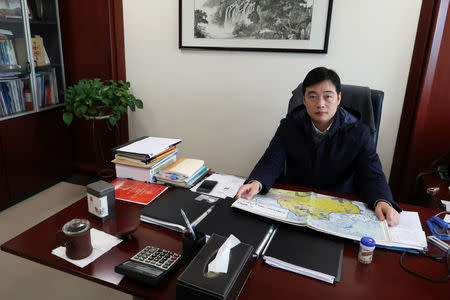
115, 246, 181, 286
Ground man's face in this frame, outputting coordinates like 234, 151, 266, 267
303, 80, 341, 131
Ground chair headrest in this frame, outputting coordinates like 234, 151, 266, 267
288, 83, 376, 134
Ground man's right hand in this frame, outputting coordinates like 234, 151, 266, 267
235, 181, 260, 199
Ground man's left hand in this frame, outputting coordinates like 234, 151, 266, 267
375, 201, 400, 226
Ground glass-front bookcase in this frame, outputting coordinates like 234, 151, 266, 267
0, 0, 65, 121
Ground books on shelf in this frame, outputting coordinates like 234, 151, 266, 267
0, 29, 20, 71
35, 69, 58, 107
0, 1, 22, 19
32, 36, 50, 66
232, 188, 427, 251
0, 79, 25, 117
15, 36, 50, 68
262, 225, 344, 284
110, 178, 168, 205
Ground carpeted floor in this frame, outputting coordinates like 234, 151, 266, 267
0, 181, 129, 300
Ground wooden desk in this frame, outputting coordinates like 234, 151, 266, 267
1, 190, 449, 299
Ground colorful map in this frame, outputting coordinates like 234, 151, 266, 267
232, 188, 390, 243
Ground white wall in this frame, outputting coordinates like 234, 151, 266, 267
123, 0, 422, 179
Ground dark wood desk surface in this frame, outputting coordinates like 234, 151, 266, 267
2, 188, 450, 299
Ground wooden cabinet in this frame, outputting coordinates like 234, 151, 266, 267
0, 0, 128, 209
0, 132, 11, 207
0, 108, 71, 209
0, 0, 65, 121
0, 0, 71, 210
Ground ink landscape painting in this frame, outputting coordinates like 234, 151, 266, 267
194, 0, 313, 40
180, 0, 332, 52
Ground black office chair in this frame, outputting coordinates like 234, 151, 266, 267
287, 83, 384, 146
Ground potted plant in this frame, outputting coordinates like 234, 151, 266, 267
62, 78, 143, 126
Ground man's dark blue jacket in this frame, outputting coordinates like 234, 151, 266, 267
247, 105, 401, 212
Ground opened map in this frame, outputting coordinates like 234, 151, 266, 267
232, 188, 390, 243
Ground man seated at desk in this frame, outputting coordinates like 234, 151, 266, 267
236, 67, 401, 226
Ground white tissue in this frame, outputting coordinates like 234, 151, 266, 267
208, 234, 240, 273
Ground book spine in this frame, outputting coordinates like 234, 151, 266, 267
150, 155, 177, 175
186, 166, 208, 185
150, 152, 177, 170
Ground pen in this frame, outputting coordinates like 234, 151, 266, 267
256, 225, 276, 257
180, 209, 196, 240
191, 206, 215, 227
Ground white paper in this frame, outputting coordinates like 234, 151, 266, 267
52, 228, 122, 268
444, 214, 450, 223
117, 137, 181, 157
191, 173, 246, 199
441, 200, 450, 211
208, 234, 240, 273
232, 198, 289, 219
388, 211, 427, 249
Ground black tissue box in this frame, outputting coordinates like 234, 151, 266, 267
176, 234, 254, 300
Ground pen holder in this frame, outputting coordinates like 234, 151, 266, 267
181, 230, 206, 266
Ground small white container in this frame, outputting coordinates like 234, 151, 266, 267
358, 236, 376, 264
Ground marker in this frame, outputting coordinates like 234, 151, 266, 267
181, 209, 196, 240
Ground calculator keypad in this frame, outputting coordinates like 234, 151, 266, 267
130, 246, 180, 271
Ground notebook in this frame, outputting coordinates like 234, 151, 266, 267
195, 197, 274, 257
140, 189, 216, 232
262, 225, 344, 284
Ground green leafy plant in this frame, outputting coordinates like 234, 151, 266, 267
62, 78, 143, 126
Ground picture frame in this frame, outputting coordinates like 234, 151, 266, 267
179, 0, 333, 53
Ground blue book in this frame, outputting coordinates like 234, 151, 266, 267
0, 82, 13, 114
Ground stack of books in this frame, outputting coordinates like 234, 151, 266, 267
112, 136, 181, 182
154, 158, 209, 188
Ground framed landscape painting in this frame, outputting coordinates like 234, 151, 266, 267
179, 0, 333, 53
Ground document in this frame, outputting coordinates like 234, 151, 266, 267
190, 173, 246, 199
388, 211, 427, 250
116, 136, 181, 158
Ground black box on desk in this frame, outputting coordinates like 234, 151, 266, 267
176, 234, 254, 300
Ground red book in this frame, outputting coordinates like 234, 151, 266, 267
110, 178, 168, 205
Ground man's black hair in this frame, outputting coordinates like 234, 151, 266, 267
302, 67, 341, 95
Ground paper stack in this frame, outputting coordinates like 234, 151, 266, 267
155, 158, 209, 188
112, 136, 181, 182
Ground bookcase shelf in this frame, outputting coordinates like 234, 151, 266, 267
0, 0, 65, 121
0, 0, 70, 210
